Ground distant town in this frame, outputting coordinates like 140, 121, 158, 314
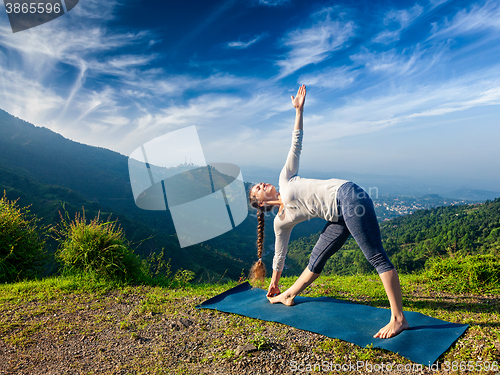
372, 194, 477, 221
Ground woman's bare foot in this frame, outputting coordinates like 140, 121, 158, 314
374, 315, 409, 339
267, 292, 295, 306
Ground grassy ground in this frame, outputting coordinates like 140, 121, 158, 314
0, 273, 499, 374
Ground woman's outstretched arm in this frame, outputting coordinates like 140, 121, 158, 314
268, 85, 306, 298
291, 84, 306, 131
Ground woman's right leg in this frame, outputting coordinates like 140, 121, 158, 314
338, 182, 409, 338
375, 268, 408, 338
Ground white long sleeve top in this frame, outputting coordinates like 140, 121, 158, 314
272, 129, 349, 272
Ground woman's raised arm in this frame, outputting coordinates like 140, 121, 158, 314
291, 84, 306, 131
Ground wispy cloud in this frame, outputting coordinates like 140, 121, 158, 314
226, 33, 267, 49
255, 0, 290, 6
372, 4, 423, 44
275, 7, 355, 79
428, 0, 451, 9
119, 87, 289, 154
70, 0, 123, 20
0, 68, 65, 120
384, 5, 423, 28
121, 72, 254, 99
428, 0, 500, 40
95, 54, 158, 72
0, 21, 151, 65
407, 85, 500, 118
350, 47, 424, 75
175, 0, 238, 47
299, 66, 360, 89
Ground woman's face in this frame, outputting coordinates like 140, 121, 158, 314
250, 182, 279, 206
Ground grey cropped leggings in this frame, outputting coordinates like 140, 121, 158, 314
307, 181, 394, 274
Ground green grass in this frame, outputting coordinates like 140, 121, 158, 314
0, 272, 499, 374
424, 254, 500, 294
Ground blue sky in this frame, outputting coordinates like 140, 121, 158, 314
0, 0, 499, 192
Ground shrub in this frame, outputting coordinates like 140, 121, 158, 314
141, 249, 196, 288
53, 210, 144, 282
424, 254, 500, 293
171, 268, 195, 288
0, 192, 47, 283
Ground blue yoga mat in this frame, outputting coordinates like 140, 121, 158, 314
196, 282, 468, 366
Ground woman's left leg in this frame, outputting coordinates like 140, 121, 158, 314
268, 220, 350, 306
267, 267, 320, 306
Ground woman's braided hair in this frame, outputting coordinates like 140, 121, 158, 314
248, 186, 273, 284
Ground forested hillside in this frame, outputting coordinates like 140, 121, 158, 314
285, 198, 500, 276
0, 163, 253, 281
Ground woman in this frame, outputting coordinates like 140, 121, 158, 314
248, 85, 409, 339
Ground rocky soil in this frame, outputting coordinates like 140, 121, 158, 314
0, 285, 498, 375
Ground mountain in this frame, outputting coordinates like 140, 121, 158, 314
443, 189, 500, 201
0, 110, 130, 202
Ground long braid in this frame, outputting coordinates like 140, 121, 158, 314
249, 210, 266, 283
256, 211, 264, 260
249, 185, 271, 284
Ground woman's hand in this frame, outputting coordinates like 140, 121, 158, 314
267, 270, 282, 297
291, 84, 306, 111
267, 283, 281, 297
